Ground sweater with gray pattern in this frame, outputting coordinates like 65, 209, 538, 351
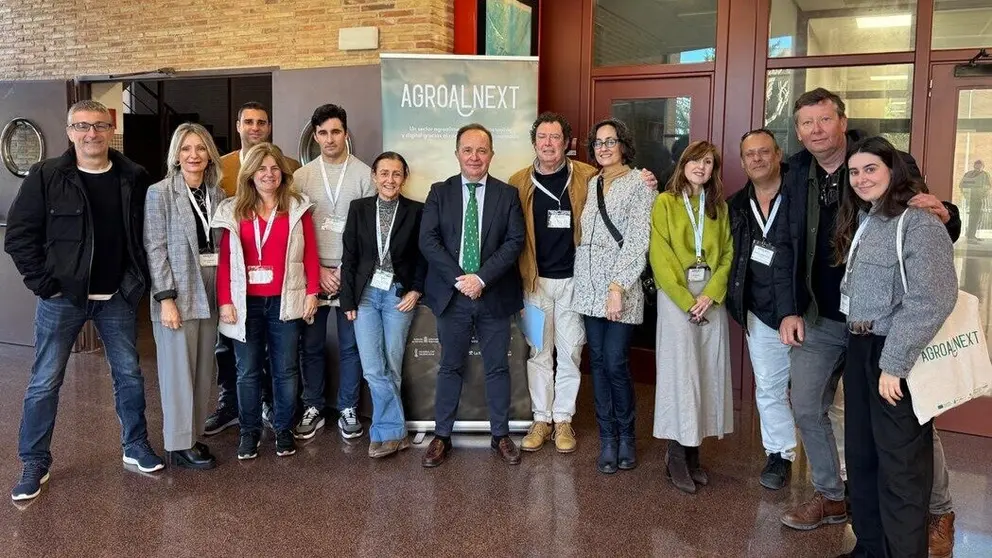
840, 206, 957, 377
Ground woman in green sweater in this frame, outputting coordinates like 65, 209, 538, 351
649, 140, 734, 494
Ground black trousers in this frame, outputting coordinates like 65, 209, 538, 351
845, 333, 933, 558
433, 294, 511, 437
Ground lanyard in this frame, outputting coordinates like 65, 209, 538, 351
530, 161, 573, 208
376, 200, 399, 265
252, 207, 277, 261
844, 216, 872, 281
682, 191, 706, 260
186, 185, 212, 244
749, 195, 782, 239
318, 153, 350, 208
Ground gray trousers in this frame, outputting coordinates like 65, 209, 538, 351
793, 317, 955, 512
152, 316, 217, 451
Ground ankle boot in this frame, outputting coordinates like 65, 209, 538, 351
686, 446, 709, 486
597, 438, 618, 474
618, 438, 637, 470
665, 440, 696, 493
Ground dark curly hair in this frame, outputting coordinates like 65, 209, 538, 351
530, 112, 572, 145
586, 118, 636, 166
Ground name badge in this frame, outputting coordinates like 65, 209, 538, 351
198, 253, 219, 267
248, 265, 274, 285
330, 216, 347, 234
687, 267, 707, 282
750, 241, 775, 266
547, 210, 571, 229
370, 269, 394, 291
840, 294, 850, 315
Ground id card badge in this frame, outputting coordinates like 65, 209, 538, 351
750, 240, 775, 266
687, 266, 707, 282
840, 294, 850, 315
370, 269, 394, 291
330, 216, 347, 234
198, 253, 219, 267
247, 265, 274, 285
547, 209, 571, 229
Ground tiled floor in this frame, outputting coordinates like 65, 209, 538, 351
1, 337, 990, 558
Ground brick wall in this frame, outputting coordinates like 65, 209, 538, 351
0, 0, 454, 80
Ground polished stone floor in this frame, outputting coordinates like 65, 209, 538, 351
1, 336, 991, 558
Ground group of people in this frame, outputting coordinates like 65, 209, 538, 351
3, 86, 964, 557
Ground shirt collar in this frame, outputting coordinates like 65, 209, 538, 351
532, 158, 568, 177
461, 174, 488, 188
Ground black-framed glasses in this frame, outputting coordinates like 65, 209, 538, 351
592, 138, 618, 150
68, 122, 113, 132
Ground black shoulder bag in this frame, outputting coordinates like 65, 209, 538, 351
595, 176, 658, 303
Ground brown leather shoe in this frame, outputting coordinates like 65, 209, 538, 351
928, 511, 954, 558
492, 436, 521, 465
553, 422, 577, 453
780, 492, 848, 530
421, 437, 451, 468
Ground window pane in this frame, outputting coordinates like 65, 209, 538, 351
764, 65, 913, 156
593, 0, 717, 67
769, 1, 917, 57
933, 2, 992, 50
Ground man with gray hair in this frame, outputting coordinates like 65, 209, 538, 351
5, 100, 164, 502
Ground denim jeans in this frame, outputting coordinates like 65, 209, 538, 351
789, 316, 848, 501
300, 305, 331, 410
335, 306, 363, 412
583, 316, 635, 441
216, 332, 271, 411
233, 296, 300, 434
18, 294, 150, 468
353, 284, 415, 442
746, 312, 797, 461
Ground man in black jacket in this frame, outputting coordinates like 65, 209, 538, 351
418, 123, 526, 468
727, 129, 796, 491
775, 89, 960, 550
4, 100, 163, 502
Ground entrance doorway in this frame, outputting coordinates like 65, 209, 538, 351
924, 63, 992, 437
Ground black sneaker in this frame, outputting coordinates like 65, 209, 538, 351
203, 405, 239, 436
759, 452, 790, 490
122, 442, 166, 473
237, 432, 261, 460
275, 430, 296, 457
11, 462, 50, 501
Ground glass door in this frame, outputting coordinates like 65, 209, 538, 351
924, 64, 992, 437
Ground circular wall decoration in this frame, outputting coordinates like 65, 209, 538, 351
298, 121, 353, 165
1, 118, 45, 178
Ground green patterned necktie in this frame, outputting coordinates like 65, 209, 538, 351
462, 182, 481, 273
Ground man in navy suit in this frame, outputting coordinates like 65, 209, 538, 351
419, 123, 526, 467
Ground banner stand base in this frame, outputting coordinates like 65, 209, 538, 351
407, 420, 533, 443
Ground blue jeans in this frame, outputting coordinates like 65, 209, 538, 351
18, 294, 150, 468
354, 285, 415, 442
335, 306, 363, 412
300, 305, 331, 410
584, 316, 635, 441
233, 296, 300, 434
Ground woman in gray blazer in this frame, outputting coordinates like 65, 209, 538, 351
144, 123, 226, 469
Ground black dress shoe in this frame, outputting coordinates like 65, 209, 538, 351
168, 446, 217, 470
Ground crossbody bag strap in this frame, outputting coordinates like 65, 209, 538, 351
895, 210, 908, 292
596, 175, 624, 248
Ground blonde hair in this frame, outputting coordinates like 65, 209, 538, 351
166, 123, 223, 187
234, 143, 301, 221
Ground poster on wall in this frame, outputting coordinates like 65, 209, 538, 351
380, 53, 539, 202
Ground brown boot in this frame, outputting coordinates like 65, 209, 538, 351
521, 421, 552, 452
665, 441, 696, 494
780, 492, 848, 530
928, 511, 955, 558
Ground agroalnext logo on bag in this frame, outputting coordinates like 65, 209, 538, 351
920, 330, 982, 362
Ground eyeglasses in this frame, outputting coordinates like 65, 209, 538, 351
68, 122, 113, 132
592, 138, 619, 150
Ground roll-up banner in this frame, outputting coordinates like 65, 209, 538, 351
380, 53, 539, 434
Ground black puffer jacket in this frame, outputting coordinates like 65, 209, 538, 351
4, 147, 151, 307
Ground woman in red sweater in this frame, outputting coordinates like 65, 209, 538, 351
213, 143, 319, 460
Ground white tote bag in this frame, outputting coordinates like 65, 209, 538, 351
895, 212, 992, 424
